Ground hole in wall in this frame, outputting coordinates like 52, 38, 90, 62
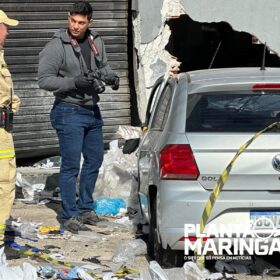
165, 14, 280, 72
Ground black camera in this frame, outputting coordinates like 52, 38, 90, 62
86, 70, 105, 94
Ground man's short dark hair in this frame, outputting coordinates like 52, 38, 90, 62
70, 1, 93, 20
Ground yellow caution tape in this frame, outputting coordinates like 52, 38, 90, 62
113, 265, 139, 278
196, 121, 279, 267
0, 224, 5, 235
15, 249, 102, 280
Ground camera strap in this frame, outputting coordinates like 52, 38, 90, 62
87, 34, 100, 58
66, 30, 101, 67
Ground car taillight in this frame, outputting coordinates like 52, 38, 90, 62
160, 144, 199, 180
252, 83, 280, 91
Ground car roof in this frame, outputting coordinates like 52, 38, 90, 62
180, 67, 280, 94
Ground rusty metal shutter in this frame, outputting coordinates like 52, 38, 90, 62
1, 0, 130, 158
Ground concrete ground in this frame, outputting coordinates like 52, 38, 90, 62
9, 164, 280, 279
7, 200, 149, 279
6, 201, 280, 280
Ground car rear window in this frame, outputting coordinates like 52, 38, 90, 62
186, 91, 280, 132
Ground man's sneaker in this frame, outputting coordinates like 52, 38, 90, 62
62, 216, 92, 234
80, 211, 100, 225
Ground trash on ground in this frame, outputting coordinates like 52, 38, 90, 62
37, 265, 57, 278
184, 261, 234, 280
149, 261, 169, 280
16, 172, 45, 203
71, 230, 105, 242
0, 247, 37, 280
112, 239, 147, 265
17, 222, 39, 239
93, 198, 126, 216
113, 216, 133, 228
215, 257, 279, 276
33, 156, 61, 169
48, 253, 65, 260
82, 257, 101, 265
94, 147, 137, 200
38, 225, 60, 234
112, 264, 139, 278
164, 267, 185, 280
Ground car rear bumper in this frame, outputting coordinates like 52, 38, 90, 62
157, 181, 280, 250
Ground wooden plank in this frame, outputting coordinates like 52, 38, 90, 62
17, 106, 130, 117
6, 37, 127, 47
15, 146, 60, 159
17, 101, 130, 114
14, 138, 59, 148
7, 53, 127, 64
14, 124, 124, 140
19, 97, 54, 106
1, 3, 128, 12
13, 117, 130, 132
19, 94, 130, 105
99, 102, 130, 111
11, 19, 127, 30
8, 62, 128, 74
3, 0, 127, 2
14, 132, 122, 148
8, 28, 128, 39
5, 45, 127, 56
12, 71, 128, 84
7, 11, 128, 21
14, 123, 54, 133
14, 131, 57, 141
14, 114, 51, 123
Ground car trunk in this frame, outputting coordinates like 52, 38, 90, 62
186, 90, 280, 191
188, 133, 280, 190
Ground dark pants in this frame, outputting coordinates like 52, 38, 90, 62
50, 101, 104, 219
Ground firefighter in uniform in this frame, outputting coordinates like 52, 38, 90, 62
0, 10, 20, 250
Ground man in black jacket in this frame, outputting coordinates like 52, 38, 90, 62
38, 1, 119, 233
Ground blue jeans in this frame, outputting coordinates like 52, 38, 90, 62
50, 101, 104, 219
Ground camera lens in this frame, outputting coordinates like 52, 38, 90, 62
92, 79, 105, 94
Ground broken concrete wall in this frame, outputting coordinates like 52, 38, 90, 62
133, 0, 280, 121
181, 0, 280, 54
132, 0, 183, 121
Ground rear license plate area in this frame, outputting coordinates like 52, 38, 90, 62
250, 211, 280, 230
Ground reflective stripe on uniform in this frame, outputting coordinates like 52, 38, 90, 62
0, 224, 5, 235
0, 149, 15, 159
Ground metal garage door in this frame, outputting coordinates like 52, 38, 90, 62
1, 0, 130, 158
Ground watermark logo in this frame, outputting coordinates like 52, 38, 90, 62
184, 219, 280, 260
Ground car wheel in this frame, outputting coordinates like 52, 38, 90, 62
148, 200, 184, 267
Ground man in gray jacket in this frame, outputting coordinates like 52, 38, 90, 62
38, 1, 119, 233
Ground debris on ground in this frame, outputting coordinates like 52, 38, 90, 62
93, 198, 126, 216
9, 132, 280, 279
112, 239, 147, 265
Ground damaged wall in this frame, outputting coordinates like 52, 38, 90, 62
180, 0, 280, 54
133, 0, 280, 121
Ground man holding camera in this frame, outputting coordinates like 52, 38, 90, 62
38, 1, 119, 233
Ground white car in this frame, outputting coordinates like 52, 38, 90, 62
137, 68, 280, 266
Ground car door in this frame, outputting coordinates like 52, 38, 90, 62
138, 77, 175, 196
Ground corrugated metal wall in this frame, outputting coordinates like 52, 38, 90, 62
1, 0, 130, 158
